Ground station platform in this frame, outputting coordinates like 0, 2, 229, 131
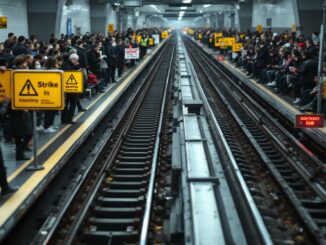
189, 37, 326, 148
0, 42, 165, 240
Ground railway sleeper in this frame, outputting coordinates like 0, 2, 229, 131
92, 206, 142, 218
97, 196, 145, 207
108, 180, 147, 190
88, 217, 140, 231
101, 188, 146, 198
82, 229, 138, 244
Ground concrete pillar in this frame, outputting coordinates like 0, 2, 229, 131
217, 13, 224, 29
107, 5, 118, 33
90, 3, 109, 33
237, 0, 253, 32
27, 0, 64, 41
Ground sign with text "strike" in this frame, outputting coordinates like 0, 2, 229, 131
12, 70, 64, 110
63, 70, 84, 93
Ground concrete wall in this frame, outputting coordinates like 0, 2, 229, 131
252, 0, 297, 33
60, 0, 91, 35
27, 0, 61, 42
0, 0, 28, 41
297, 0, 323, 35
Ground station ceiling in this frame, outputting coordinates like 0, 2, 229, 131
90, 0, 237, 4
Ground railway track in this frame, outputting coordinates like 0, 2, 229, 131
183, 36, 326, 244
31, 39, 175, 245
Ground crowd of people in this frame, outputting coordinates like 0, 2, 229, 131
0, 28, 163, 196
193, 28, 325, 114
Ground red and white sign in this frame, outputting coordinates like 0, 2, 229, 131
125, 48, 139, 59
295, 114, 325, 128
217, 55, 224, 61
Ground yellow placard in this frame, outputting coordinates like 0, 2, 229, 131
256, 24, 263, 33
149, 38, 154, 46
11, 70, 64, 110
137, 35, 142, 44
214, 33, 223, 47
232, 43, 243, 52
291, 24, 297, 32
0, 16, 7, 29
198, 33, 203, 39
161, 31, 169, 39
107, 23, 114, 33
63, 70, 84, 93
219, 37, 236, 48
0, 70, 11, 101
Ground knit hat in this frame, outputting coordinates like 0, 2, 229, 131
69, 53, 79, 60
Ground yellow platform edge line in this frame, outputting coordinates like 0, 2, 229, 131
0, 42, 164, 227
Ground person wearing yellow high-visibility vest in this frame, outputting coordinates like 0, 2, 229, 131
139, 33, 149, 59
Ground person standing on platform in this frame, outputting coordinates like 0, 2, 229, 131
116, 39, 125, 77
104, 38, 117, 83
0, 66, 19, 197
10, 56, 33, 160
61, 53, 80, 124
139, 33, 148, 59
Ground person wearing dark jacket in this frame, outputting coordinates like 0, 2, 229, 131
116, 39, 125, 77
0, 97, 19, 197
61, 54, 80, 124
87, 43, 101, 77
12, 36, 29, 56
76, 40, 88, 69
10, 56, 33, 160
290, 50, 317, 105
104, 38, 117, 83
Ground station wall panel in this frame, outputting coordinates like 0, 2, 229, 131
60, 0, 91, 35
252, 0, 296, 32
0, 0, 29, 41
297, 0, 323, 35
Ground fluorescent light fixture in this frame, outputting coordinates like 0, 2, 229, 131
182, 0, 192, 3
199, 10, 203, 13
203, 4, 211, 8
181, 6, 187, 10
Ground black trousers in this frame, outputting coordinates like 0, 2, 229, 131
62, 94, 78, 122
15, 135, 32, 157
44, 111, 56, 129
0, 147, 9, 190
107, 64, 116, 83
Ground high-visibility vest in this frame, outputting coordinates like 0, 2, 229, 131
140, 37, 148, 47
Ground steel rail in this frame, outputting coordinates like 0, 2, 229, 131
139, 42, 176, 245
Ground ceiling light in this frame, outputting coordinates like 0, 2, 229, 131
182, 0, 192, 3
203, 4, 211, 8
199, 10, 203, 13
181, 6, 187, 10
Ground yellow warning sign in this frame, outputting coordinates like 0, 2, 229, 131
149, 38, 154, 46
0, 70, 11, 101
161, 31, 169, 39
0, 16, 7, 29
11, 70, 64, 110
256, 24, 263, 33
198, 33, 203, 39
107, 23, 114, 33
63, 71, 83, 93
232, 43, 243, 52
291, 24, 297, 32
137, 35, 142, 44
214, 33, 223, 47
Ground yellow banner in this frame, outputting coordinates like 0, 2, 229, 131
11, 70, 64, 110
219, 37, 236, 48
0, 70, 11, 101
232, 43, 243, 52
